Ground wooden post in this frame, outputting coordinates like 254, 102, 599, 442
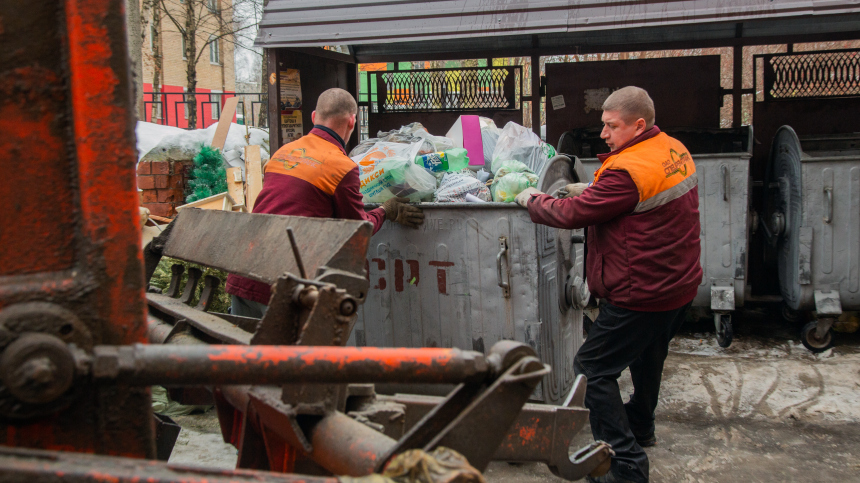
531, 55, 541, 137
210, 97, 240, 151
226, 167, 245, 212
245, 145, 263, 212
732, 45, 743, 128
268, 49, 282, 151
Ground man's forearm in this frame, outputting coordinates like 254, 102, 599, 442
526, 169, 639, 229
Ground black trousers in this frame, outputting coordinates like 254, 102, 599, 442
574, 302, 690, 482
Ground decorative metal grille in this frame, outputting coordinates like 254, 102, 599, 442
374, 67, 519, 113
762, 50, 860, 100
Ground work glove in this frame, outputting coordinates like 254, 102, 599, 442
383, 196, 425, 229
515, 187, 543, 208
555, 183, 589, 199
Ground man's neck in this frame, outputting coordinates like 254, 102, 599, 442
313, 124, 346, 150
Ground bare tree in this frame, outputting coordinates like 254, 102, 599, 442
149, 0, 259, 128
141, 0, 164, 123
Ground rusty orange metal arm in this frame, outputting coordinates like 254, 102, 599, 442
90, 344, 492, 386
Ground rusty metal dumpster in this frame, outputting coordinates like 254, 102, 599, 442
561, 127, 753, 348
352, 156, 588, 405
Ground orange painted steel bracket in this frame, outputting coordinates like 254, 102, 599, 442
383, 375, 613, 480
208, 341, 551, 477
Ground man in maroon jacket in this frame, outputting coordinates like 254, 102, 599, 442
515, 87, 702, 483
225, 88, 424, 317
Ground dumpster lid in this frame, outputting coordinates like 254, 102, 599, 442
538, 155, 587, 195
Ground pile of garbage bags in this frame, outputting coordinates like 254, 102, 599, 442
350, 118, 556, 204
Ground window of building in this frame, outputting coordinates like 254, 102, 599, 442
209, 36, 220, 64
207, 0, 218, 13
181, 32, 187, 61
210, 91, 222, 120
149, 24, 156, 50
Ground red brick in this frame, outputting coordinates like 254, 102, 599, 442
137, 161, 151, 175
141, 202, 175, 218
141, 190, 158, 204
156, 189, 185, 203
137, 175, 155, 190
153, 174, 170, 189
151, 161, 170, 175
169, 174, 186, 189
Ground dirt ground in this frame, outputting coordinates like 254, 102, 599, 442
167, 311, 860, 482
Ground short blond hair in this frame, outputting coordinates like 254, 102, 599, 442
602, 86, 655, 128
315, 88, 357, 123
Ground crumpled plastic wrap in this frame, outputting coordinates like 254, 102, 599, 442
351, 142, 427, 175
434, 171, 491, 203
445, 116, 501, 165
351, 124, 456, 176
360, 157, 438, 203
488, 160, 539, 202
491, 122, 557, 175
340, 447, 486, 483
490, 172, 539, 202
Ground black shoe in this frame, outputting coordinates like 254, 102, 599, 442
636, 433, 656, 447
586, 470, 636, 483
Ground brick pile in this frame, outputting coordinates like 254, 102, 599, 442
137, 160, 194, 217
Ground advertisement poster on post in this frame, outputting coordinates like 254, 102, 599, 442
280, 69, 303, 143
281, 111, 303, 144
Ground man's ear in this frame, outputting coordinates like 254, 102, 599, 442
348, 113, 356, 129
311, 111, 317, 124
636, 118, 647, 135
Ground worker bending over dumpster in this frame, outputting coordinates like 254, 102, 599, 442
515, 86, 702, 483
226, 88, 424, 317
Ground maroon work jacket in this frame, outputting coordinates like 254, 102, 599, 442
526, 127, 702, 312
225, 127, 385, 304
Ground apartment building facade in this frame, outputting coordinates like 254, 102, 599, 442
141, 0, 236, 128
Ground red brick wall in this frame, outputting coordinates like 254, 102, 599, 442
137, 160, 193, 217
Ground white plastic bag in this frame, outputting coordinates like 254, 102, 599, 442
491, 122, 557, 175
350, 141, 425, 175
376, 122, 453, 153
434, 172, 491, 203
445, 116, 501, 165
359, 157, 437, 203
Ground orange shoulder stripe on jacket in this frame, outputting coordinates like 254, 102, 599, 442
265, 133, 357, 195
594, 133, 697, 212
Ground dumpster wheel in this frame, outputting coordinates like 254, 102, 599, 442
715, 313, 733, 348
801, 321, 833, 353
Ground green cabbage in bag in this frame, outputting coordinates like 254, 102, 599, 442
491, 172, 539, 202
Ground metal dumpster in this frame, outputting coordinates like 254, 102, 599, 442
762, 126, 860, 351
559, 127, 753, 347
352, 156, 589, 405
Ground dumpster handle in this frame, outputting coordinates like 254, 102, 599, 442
497, 236, 511, 298
721, 165, 730, 202
823, 187, 833, 224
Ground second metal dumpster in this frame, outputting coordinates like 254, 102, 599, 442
762, 126, 860, 351
352, 156, 588, 405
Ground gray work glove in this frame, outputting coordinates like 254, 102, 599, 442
383, 196, 425, 229
555, 183, 589, 199
515, 187, 543, 208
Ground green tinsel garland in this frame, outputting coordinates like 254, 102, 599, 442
186, 145, 227, 202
